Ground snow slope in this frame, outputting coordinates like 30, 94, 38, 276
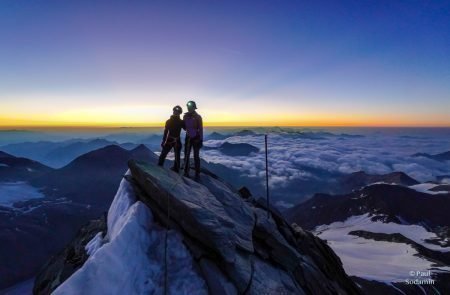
314, 214, 450, 282
53, 171, 207, 295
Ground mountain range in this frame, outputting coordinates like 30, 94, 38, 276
286, 183, 450, 293
0, 145, 156, 290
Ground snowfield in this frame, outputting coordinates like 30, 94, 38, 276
0, 182, 44, 208
53, 171, 207, 295
314, 214, 450, 282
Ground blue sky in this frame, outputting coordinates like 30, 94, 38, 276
0, 0, 449, 126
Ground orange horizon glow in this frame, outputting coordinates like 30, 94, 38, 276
1, 117, 449, 129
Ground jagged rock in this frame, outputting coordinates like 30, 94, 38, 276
33, 216, 106, 295
128, 160, 360, 294
34, 160, 360, 294
128, 160, 255, 262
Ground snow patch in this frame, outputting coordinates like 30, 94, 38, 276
85, 232, 104, 256
315, 213, 450, 252
54, 171, 207, 295
314, 214, 450, 283
409, 183, 448, 194
0, 163, 9, 167
0, 182, 45, 207
275, 200, 294, 209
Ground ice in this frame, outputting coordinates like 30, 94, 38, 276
315, 213, 450, 252
0, 182, 44, 207
314, 214, 450, 282
54, 171, 207, 295
85, 232, 104, 256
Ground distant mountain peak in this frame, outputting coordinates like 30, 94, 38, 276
341, 170, 419, 191
131, 144, 150, 152
0, 150, 14, 158
412, 150, 450, 162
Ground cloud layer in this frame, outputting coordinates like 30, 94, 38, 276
202, 129, 450, 205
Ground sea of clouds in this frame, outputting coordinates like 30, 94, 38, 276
202, 128, 450, 204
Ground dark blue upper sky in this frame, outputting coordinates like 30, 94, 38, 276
0, 0, 449, 126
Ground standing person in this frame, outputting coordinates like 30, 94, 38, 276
183, 100, 203, 179
158, 105, 184, 172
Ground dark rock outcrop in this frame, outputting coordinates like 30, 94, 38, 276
33, 216, 106, 295
127, 160, 360, 294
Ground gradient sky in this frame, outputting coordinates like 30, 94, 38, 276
0, 0, 449, 127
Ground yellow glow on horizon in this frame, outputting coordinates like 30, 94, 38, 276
1, 102, 449, 128
1, 115, 449, 128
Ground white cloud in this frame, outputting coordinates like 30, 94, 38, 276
202, 130, 450, 191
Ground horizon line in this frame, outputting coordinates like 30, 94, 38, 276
1, 124, 450, 130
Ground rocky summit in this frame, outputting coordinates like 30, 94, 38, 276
34, 160, 360, 295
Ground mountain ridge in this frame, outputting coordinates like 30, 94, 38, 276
34, 160, 361, 294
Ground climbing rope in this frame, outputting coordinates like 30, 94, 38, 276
163, 176, 183, 295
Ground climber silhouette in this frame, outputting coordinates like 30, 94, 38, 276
158, 105, 184, 172
183, 100, 203, 180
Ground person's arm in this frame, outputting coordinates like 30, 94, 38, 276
198, 115, 203, 141
161, 120, 169, 146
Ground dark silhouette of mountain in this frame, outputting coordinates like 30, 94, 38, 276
34, 160, 360, 294
0, 150, 53, 181
339, 171, 419, 192
412, 151, 450, 162
204, 142, 259, 156
32, 144, 157, 207
286, 183, 450, 231
205, 131, 229, 140
1, 138, 139, 168
234, 129, 257, 136
0, 145, 158, 290
42, 139, 118, 167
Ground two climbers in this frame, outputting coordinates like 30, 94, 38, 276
158, 100, 203, 179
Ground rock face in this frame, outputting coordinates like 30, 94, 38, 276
128, 160, 360, 294
286, 183, 450, 230
34, 160, 360, 294
33, 216, 107, 295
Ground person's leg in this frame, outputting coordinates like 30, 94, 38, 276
183, 137, 192, 176
193, 142, 201, 178
172, 140, 181, 172
158, 145, 170, 167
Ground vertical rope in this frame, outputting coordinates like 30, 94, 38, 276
164, 189, 170, 295
163, 179, 181, 295
265, 134, 270, 218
